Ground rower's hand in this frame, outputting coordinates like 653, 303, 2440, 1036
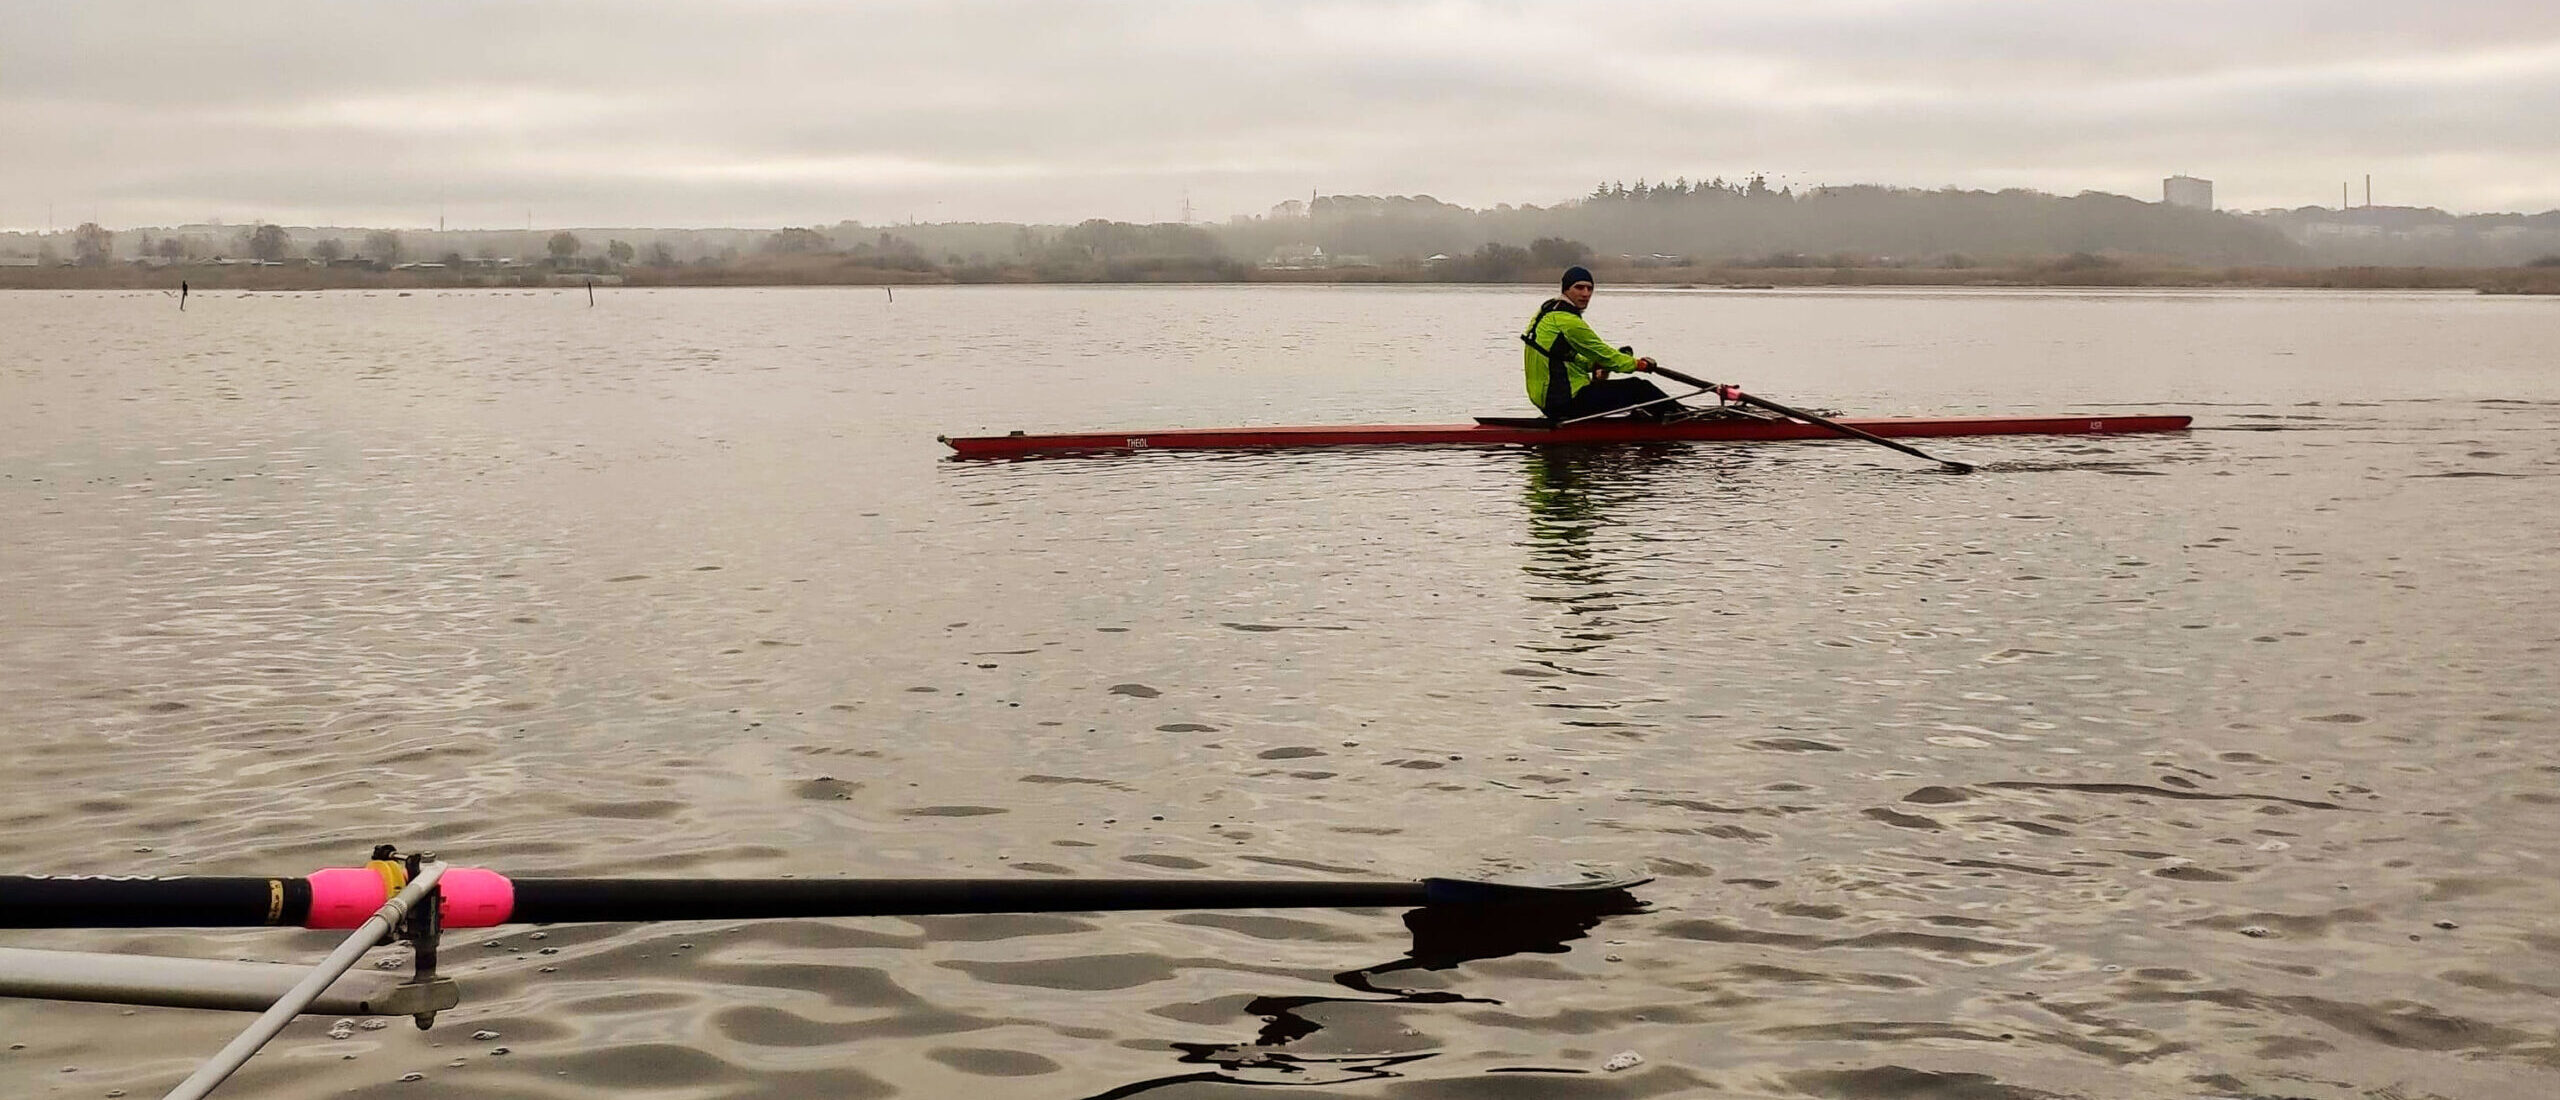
1633, 357, 1657, 373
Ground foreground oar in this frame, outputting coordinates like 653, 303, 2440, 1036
1649, 364, 1975, 473
0, 858, 1645, 1100
0, 867, 1649, 929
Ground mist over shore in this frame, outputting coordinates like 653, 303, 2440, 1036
9, 180, 2558, 293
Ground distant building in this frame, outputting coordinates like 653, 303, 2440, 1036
2163, 175, 2214, 210
1263, 243, 1325, 269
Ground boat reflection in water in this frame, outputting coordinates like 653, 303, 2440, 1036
1088, 893, 1645, 1098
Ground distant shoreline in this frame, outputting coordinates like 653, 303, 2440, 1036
3, 262, 2555, 295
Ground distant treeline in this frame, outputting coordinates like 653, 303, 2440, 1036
8, 180, 2560, 290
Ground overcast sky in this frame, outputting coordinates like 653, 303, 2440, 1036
5, 0, 2555, 231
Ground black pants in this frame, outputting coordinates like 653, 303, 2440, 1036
1548, 377, 1681, 422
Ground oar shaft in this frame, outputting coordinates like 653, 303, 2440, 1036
509, 878, 1432, 922
0, 875, 1442, 928
1649, 365, 1971, 471
0, 877, 307, 928
0, 871, 1647, 928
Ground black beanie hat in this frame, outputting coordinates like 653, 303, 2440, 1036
1560, 265, 1595, 292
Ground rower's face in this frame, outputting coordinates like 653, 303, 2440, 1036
1563, 281, 1593, 309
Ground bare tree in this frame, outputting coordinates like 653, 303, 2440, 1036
547, 232, 581, 265
72, 222, 114, 266
363, 229, 403, 266
606, 239, 635, 266
312, 238, 346, 264
247, 223, 291, 262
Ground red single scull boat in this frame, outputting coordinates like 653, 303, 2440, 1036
942, 413, 2192, 459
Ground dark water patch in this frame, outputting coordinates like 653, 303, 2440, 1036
792, 777, 860, 800
2303, 712, 2368, 723
1123, 853, 1209, 870
603, 573, 649, 582
902, 913, 1099, 942
1639, 797, 1764, 815
2443, 970, 2560, 998
712, 1004, 867, 1047
1903, 786, 1976, 805
1659, 919, 2034, 962
2250, 1035, 2336, 1060
567, 799, 686, 820
2000, 819, 2074, 837
1935, 858, 2075, 878
1864, 807, 1944, 830
899, 805, 1009, 817
1727, 962, 1925, 990
1973, 460, 2164, 475
1168, 912, 1371, 943
561, 991, 695, 1014
514, 1043, 743, 1089
1775, 902, 1847, 919
1747, 737, 1843, 753
1784, 1065, 2067, 1099
1157, 722, 1219, 732
1108, 683, 1162, 698
1239, 855, 1370, 875
1983, 780, 2341, 810
1257, 746, 1325, 759
929, 1046, 1062, 1076
940, 951, 1180, 991
2413, 471, 2524, 478
709, 1001, 994, 1047
2186, 907, 2378, 938
2122, 987, 2548, 1057
1758, 1020, 2010, 1043
2151, 864, 2241, 883
1022, 774, 1135, 791
1220, 621, 1351, 632
2418, 877, 2516, 902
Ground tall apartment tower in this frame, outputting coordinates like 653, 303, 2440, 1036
2163, 175, 2214, 210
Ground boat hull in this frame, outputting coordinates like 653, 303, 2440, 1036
942, 414, 2192, 459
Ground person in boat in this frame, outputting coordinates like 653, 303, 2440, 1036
1521, 266, 1694, 423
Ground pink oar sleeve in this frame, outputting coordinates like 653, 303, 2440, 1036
303, 866, 516, 929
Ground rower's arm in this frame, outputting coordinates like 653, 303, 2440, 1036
1548, 314, 1639, 374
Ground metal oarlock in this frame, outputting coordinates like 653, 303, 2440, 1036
164, 847, 458, 1100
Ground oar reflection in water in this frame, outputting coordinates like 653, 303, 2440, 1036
1084, 894, 1642, 1098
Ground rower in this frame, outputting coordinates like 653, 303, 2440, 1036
1520, 266, 1698, 424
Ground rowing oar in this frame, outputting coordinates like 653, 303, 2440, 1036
0, 868, 1650, 929
1649, 364, 1975, 474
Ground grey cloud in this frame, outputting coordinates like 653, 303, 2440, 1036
4, 0, 2555, 229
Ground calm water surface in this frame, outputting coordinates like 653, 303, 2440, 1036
1, 285, 2555, 1099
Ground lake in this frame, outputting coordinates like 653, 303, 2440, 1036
1, 284, 2554, 1098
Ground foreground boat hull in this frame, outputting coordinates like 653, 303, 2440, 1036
942, 414, 2192, 459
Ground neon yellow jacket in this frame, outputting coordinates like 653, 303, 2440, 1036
1521, 299, 1639, 413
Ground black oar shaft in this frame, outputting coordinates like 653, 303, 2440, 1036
510, 878, 1431, 923
1650, 365, 1973, 471
0, 877, 307, 929
0, 873, 1644, 929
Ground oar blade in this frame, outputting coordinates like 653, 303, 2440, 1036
1420, 871, 1653, 908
